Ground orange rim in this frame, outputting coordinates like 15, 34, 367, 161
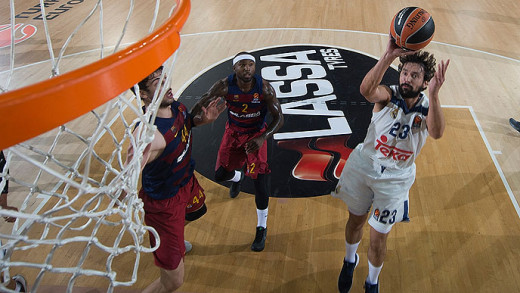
0, 0, 191, 150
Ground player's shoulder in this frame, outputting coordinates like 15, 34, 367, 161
387, 84, 398, 96
261, 79, 275, 93
419, 92, 429, 106
373, 85, 392, 108
151, 128, 167, 150
171, 100, 184, 111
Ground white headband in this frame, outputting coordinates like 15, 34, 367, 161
233, 54, 255, 65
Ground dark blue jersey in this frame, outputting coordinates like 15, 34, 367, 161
141, 101, 195, 200
225, 74, 268, 133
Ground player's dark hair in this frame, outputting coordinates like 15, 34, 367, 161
398, 51, 436, 82
129, 66, 164, 95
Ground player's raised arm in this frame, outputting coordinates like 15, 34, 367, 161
191, 78, 228, 119
426, 59, 450, 139
125, 126, 165, 172
360, 37, 414, 108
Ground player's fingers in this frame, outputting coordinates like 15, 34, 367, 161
438, 63, 445, 78
441, 60, 449, 74
440, 63, 447, 82
210, 98, 221, 106
206, 101, 216, 109
435, 63, 445, 83
245, 142, 256, 153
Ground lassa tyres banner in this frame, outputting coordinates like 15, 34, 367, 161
179, 45, 399, 198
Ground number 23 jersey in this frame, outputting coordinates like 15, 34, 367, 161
360, 85, 429, 170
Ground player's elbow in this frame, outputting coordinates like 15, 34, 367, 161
429, 129, 444, 139
359, 86, 378, 103
277, 113, 284, 128
359, 85, 371, 99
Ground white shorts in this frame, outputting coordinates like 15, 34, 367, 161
332, 146, 415, 234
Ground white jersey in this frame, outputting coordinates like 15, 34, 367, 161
359, 85, 429, 170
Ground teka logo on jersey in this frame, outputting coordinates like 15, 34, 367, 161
0, 24, 37, 48
179, 45, 398, 198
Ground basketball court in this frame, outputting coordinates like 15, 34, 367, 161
1, 1, 519, 292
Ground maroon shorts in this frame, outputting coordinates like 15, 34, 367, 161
185, 178, 206, 214
215, 124, 270, 179
139, 175, 205, 270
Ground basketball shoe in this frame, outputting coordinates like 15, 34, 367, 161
338, 253, 359, 293
364, 281, 379, 293
229, 170, 244, 198
510, 118, 520, 133
251, 226, 266, 251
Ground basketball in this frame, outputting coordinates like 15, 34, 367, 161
390, 7, 435, 51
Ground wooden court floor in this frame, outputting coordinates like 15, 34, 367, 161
167, 108, 520, 293
17, 110, 520, 293
1, 0, 520, 292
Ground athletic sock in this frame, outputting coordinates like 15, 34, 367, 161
345, 241, 360, 263
367, 260, 383, 285
228, 170, 242, 182
256, 208, 268, 228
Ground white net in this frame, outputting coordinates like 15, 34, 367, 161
0, 0, 185, 292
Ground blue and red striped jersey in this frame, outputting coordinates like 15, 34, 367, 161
141, 101, 195, 200
225, 74, 268, 133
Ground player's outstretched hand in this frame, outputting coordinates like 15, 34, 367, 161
197, 97, 226, 125
386, 35, 416, 59
429, 59, 450, 97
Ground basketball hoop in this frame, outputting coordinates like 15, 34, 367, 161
0, 0, 190, 292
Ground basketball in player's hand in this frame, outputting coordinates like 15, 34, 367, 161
390, 7, 435, 51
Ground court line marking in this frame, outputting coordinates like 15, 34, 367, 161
444, 105, 520, 218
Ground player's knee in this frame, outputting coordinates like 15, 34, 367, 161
368, 241, 387, 261
215, 167, 233, 182
185, 204, 207, 222
160, 273, 183, 292
166, 277, 183, 292
160, 265, 185, 292
253, 174, 267, 193
347, 213, 368, 230
369, 229, 389, 256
